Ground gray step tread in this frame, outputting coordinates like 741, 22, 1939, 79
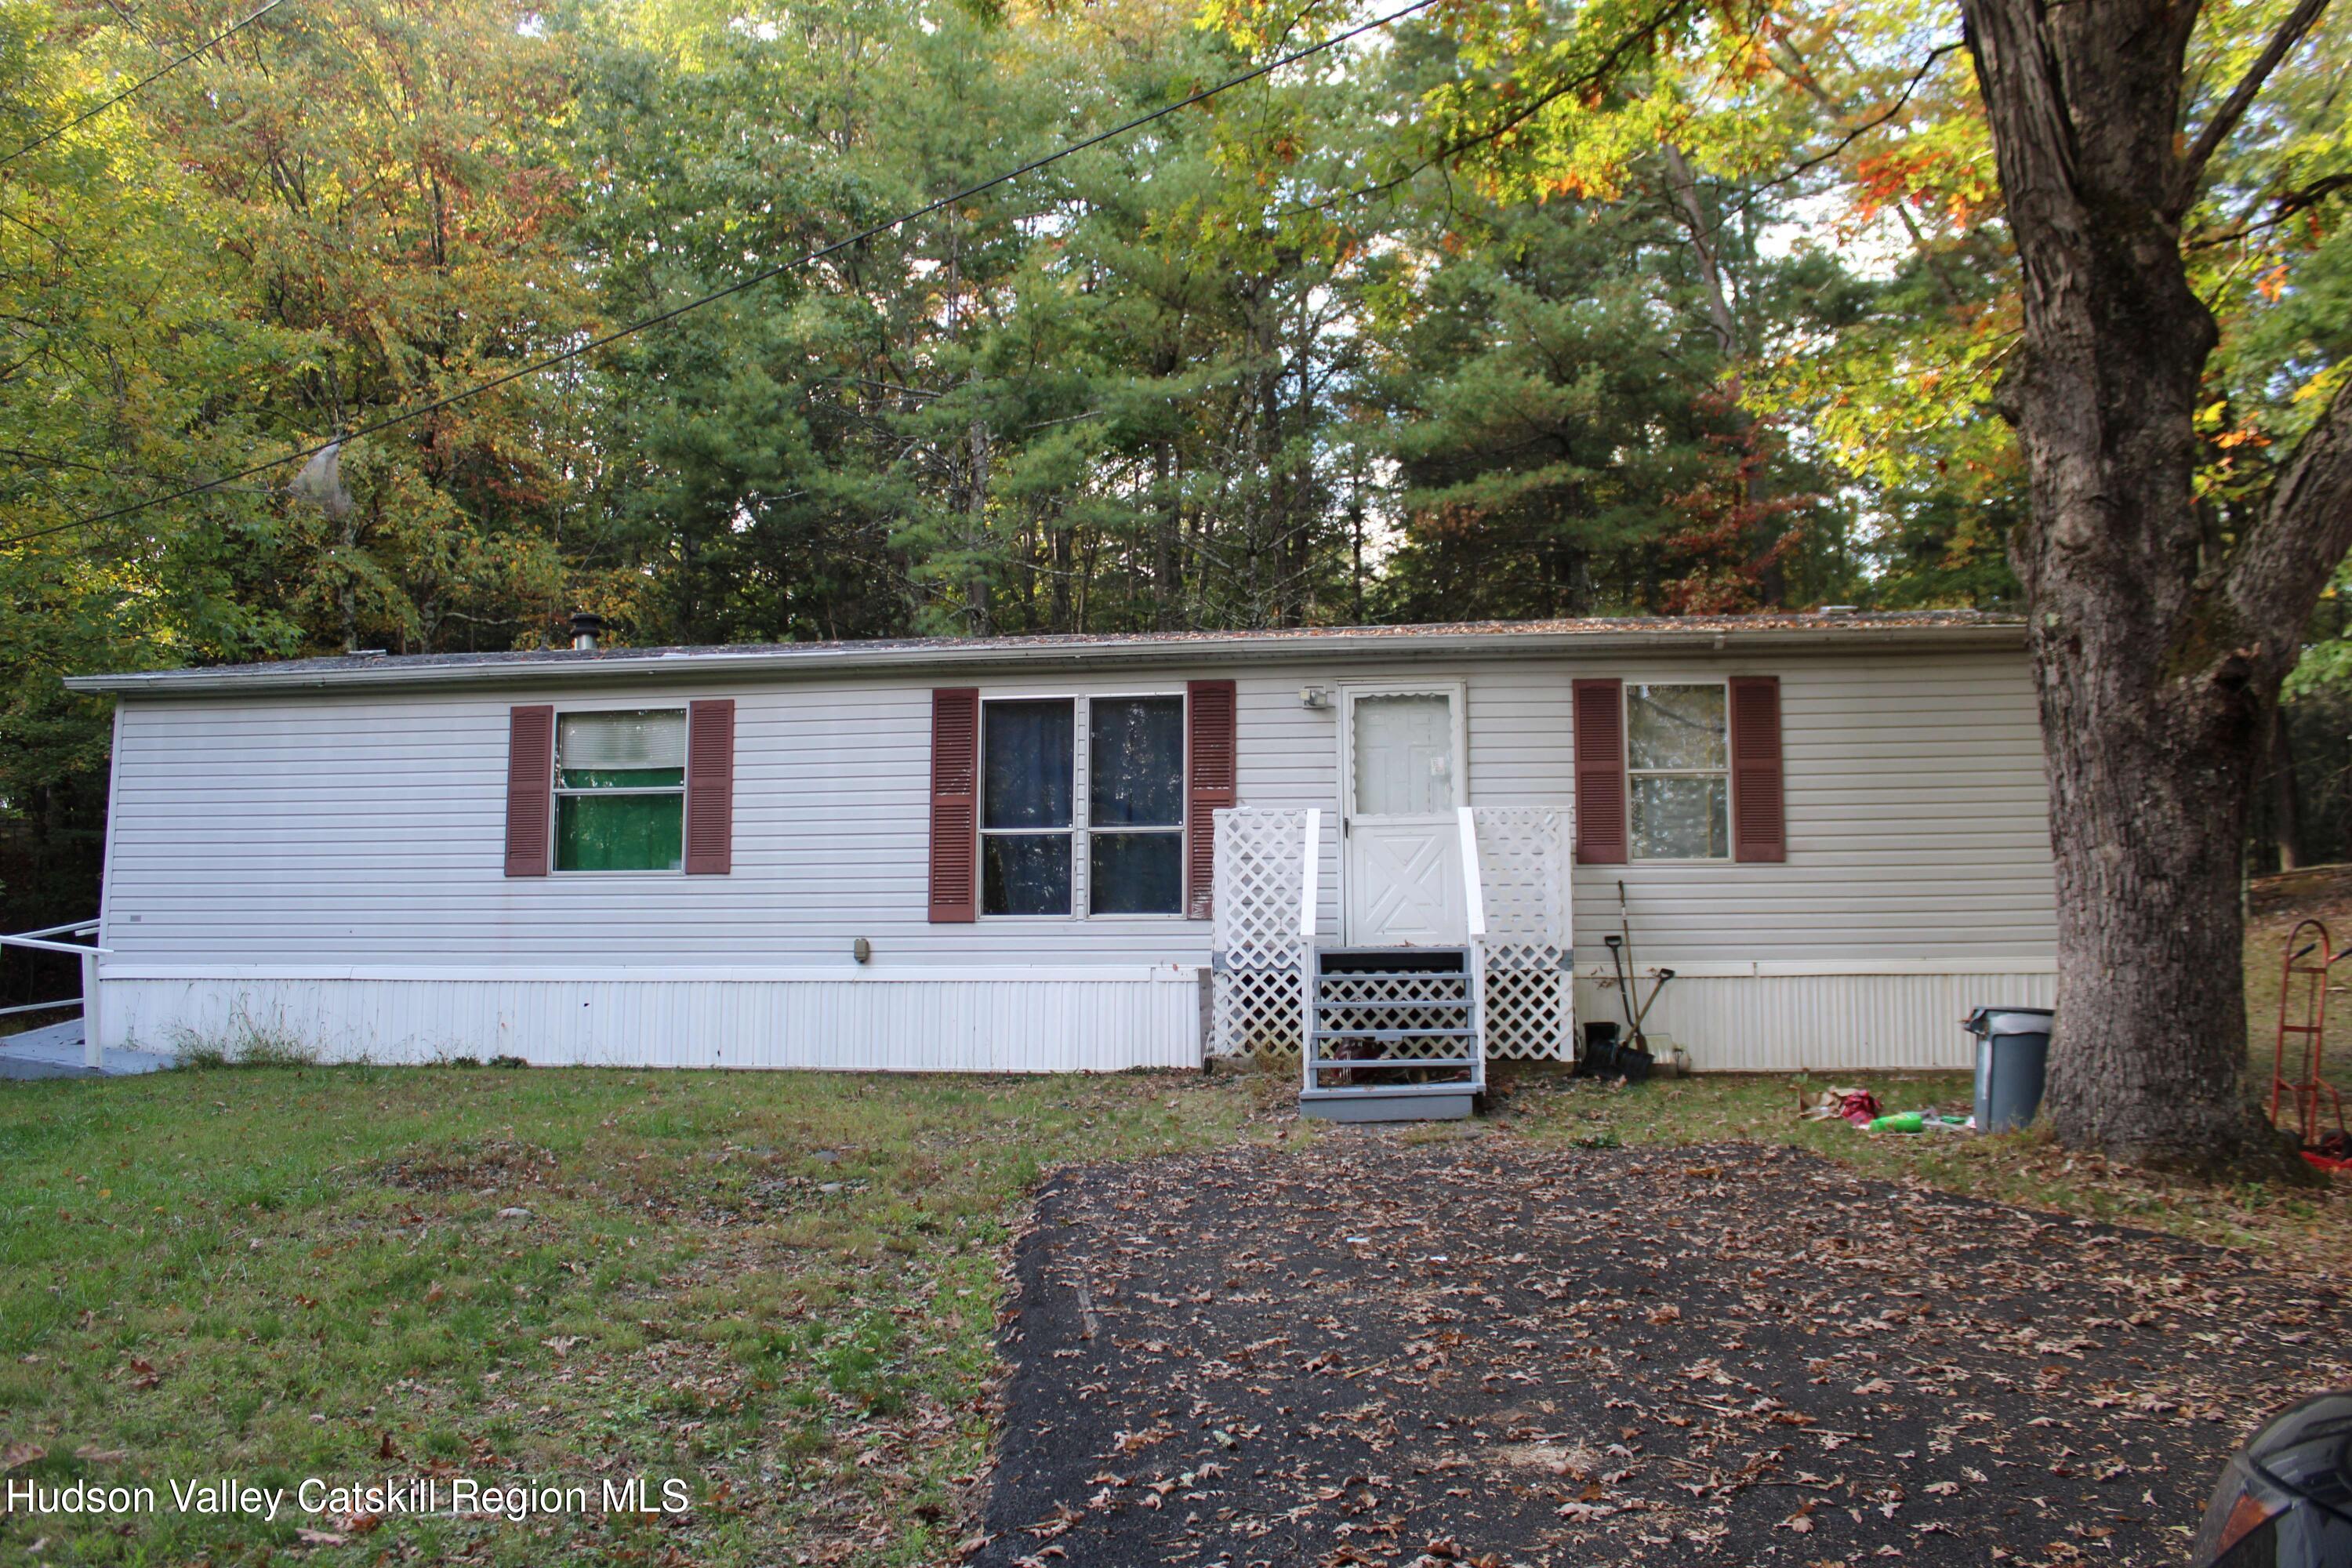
1317, 996, 1469, 1008
1299, 1083, 1479, 1100
1316, 946, 1468, 955
1313, 1026, 1477, 1040
1311, 971, 1470, 983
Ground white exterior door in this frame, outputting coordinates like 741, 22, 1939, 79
1341, 686, 1467, 946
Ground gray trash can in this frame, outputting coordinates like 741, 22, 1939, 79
1965, 1006, 2053, 1133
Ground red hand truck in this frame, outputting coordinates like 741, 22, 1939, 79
2271, 918, 2348, 1159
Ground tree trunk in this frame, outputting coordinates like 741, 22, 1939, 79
2269, 713, 2303, 872
1960, 0, 2352, 1171
964, 411, 993, 637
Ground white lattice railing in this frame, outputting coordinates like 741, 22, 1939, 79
1210, 806, 1571, 1062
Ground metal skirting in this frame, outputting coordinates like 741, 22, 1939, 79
1573, 967, 2058, 1073
93, 969, 1206, 1073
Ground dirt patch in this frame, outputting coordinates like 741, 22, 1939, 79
376, 1138, 561, 1195
2247, 862, 2352, 923
973, 1138, 2350, 1567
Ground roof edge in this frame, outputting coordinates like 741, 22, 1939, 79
64, 619, 2028, 699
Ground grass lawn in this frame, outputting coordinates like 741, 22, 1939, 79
4, 882, 2349, 1566
0, 1065, 1283, 1566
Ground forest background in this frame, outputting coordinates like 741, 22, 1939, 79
1, 0, 2346, 990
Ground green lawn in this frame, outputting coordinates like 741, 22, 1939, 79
3, 978, 2347, 1566
0, 1065, 1280, 1566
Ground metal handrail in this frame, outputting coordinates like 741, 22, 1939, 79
0, 998, 82, 1018
16, 920, 99, 940
0, 932, 111, 957
0, 918, 107, 1069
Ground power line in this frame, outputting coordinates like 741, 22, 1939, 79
2, 0, 1434, 550
0, 0, 292, 170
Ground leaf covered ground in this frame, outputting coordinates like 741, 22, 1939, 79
975, 1134, 2352, 1568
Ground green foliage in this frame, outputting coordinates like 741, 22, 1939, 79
4, 0, 2347, 945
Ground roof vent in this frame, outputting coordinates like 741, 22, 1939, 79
569, 612, 606, 652
1817, 604, 1858, 617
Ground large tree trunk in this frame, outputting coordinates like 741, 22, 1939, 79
1959, 0, 2352, 1171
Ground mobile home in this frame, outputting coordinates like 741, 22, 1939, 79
64, 611, 2057, 1116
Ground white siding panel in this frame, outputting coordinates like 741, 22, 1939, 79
100, 970, 1203, 1073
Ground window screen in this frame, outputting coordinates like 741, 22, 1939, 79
554, 710, 686, 871
1626, 684, 1729, 859
982, 700, 1074, 914
1352, 693, 1455, 816
1088, 696, 1184, 914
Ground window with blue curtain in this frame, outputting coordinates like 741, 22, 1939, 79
1088, 696, 1184, 914
978, 695, 1188, 916
982, 700, 1075, 914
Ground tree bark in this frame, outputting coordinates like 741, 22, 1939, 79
1958, 0, 2352, 1171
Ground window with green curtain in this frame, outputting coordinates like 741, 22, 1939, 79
554, 710, 686, 871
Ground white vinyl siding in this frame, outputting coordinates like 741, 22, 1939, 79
91, 644, 2055, 1069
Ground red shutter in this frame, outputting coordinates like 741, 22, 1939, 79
1729, 675, 1786, 862
1185, 679, 1237, 920
928, 688, 980, 922
684, 699, 735, 875
1571, 678, 1627, 865
503, 704, 555, 877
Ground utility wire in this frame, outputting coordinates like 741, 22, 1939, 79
3, 0, 1434, 549
0, 0, 292, 169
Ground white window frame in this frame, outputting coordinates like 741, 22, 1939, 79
976, 690, 1189, 922
1083, 690, 1189, 922
1624, 680, 1732, 864
550, 703, 690, 877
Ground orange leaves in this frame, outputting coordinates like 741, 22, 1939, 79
1849, 144, 1993, 229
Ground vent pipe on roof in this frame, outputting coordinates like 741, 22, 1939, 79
570, 612, 606, 652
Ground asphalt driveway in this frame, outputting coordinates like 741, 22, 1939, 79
973, 1138, 2350, 1567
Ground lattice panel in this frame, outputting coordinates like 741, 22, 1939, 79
1473, 809, 1573, 1060
1210, 808, 1310, 1058
1215, 966, 1304, 1058
1482, 946, 1573, 1060
1475, 808, 1569, 946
